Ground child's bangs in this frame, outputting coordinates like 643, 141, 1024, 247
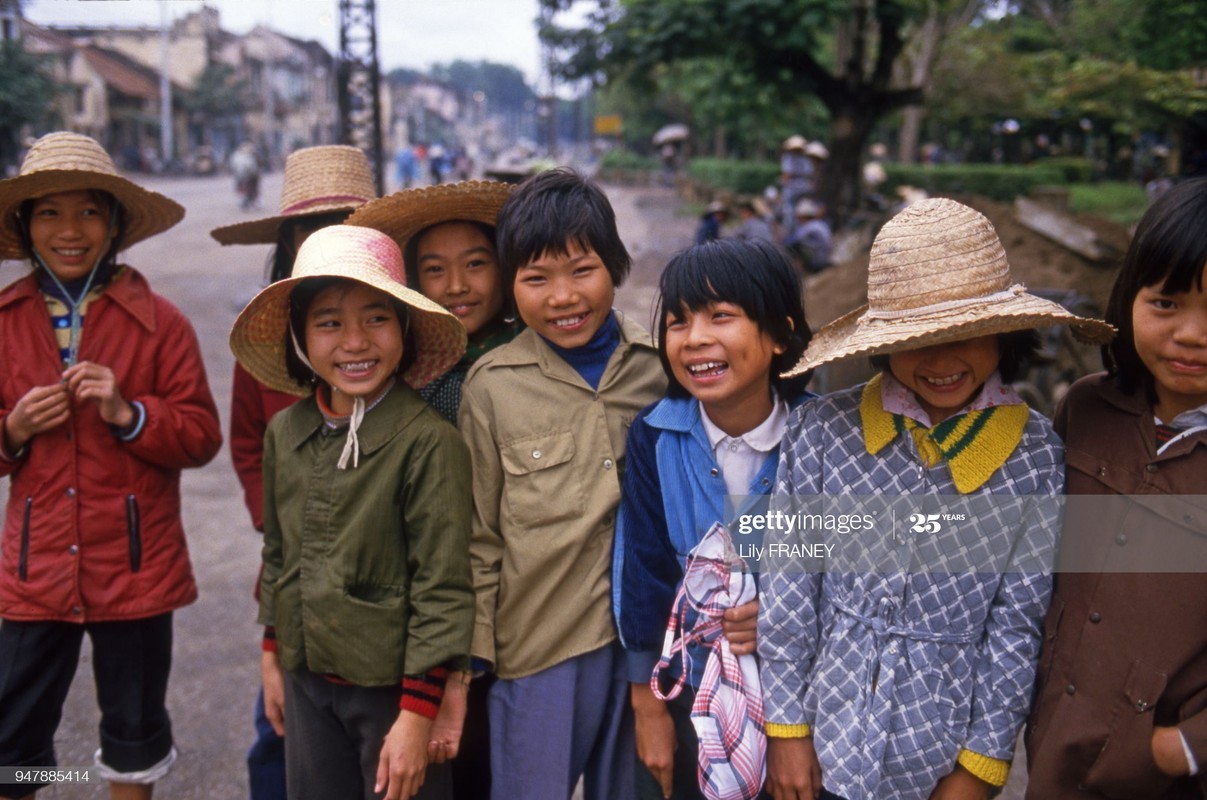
658, 246, 769, 326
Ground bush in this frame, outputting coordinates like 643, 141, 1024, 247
1035, 157, 1096, 183
883, 163, 1066, 202
686, 158, 779, 195
598, 149, 660, 171
1068, 181, 1149, 226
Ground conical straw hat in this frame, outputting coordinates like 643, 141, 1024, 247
0, 132, 184, 259
229, 225, 466, 395
210, 145, 376, 245
783, 197, 1114, 376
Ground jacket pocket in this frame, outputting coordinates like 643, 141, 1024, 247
18, 496, 31, 582
1083, 658, 1173, 798
499, 429, 582, 527
126, 495, 142, 573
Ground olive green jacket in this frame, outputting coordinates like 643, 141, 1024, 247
458, 315, 666, 679
259, 383, 474, 686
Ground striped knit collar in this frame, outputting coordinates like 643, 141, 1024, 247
861, 373, 1030, 494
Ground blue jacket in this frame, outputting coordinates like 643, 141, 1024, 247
613, 391, 813, 688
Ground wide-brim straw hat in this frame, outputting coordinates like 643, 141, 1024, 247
345, 180, 513, 270
229, 225, 466, 396
210, 145, 376, 245
782, 135, 807, 152
783, 197, 1114, 376
0, 132, 184, 259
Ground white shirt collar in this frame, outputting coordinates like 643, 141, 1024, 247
699, 392, 789, 453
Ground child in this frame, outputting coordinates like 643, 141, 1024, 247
1025, 178, 1207, 799
229, 224, 473, 799
615, 238, 814, 800
0, 132, 223, 799
212, 143, 377, 800
757, 197, 1113, 800
347, 179, 520, 799
457, 168, 666, 800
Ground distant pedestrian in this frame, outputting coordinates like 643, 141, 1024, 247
211, 143, 378, 800
0, 131, 223, 800
783, 199, 832, 274
733, 198, 777, 243
695, 200, 729, 245
778, 135, 813, 227
395, 145, 420, 189
231, 141, 261, 210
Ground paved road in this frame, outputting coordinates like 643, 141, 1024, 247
1, 171, 1028, 799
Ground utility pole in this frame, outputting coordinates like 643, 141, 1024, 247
337, 0, 384, 193
159, 2, 173, 168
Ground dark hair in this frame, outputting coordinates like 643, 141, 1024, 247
18, 189, 127, 267
283, 277, 416, 389
404, 219, 498, 287
268, 210, 354, 284
1103, 177, 1207, 396
494, 168, 630, 295
868, 328, 1040, 384
657, 238, 813, 398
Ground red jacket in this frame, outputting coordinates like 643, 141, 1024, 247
0, 267, 222, 622
229, 362, 298, 531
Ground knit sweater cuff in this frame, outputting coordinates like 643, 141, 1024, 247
261, 626, 277, 653
765, 722, 811, 738
957, 748, 1010, 787
400, 668, 449, 720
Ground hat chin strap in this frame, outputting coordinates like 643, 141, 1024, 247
288, 323, 367, 470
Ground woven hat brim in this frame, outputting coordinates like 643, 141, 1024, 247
0, 170, 184, 259
345, 181, 513, 255
229, 272, 467, 397
783, 286, 1115, 377
210, 199, 370, 245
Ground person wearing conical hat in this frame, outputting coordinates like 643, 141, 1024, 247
210, 144, 377, 800
0, 132, 223, 799
757, 198, 1114, 800
230, 224, 471, 800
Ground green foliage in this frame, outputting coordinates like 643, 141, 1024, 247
1034, 157, 1095, 182
882, 163, 1066, 201
1067, 181, 1149, 225
0, 41, 61, 166
178, 62, 249, 117
428, 60, 535, 115
686, 158, 779, 195
598, 149, 660, 171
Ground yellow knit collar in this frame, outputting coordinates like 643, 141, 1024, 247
860, 373, 1030, 493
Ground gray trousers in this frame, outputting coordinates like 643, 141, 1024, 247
489, 642, 635, 800
283, 669, 451, 800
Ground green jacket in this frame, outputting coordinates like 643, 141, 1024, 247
260, 383, 473, 686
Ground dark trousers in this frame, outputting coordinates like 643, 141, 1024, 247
0, 614, 174, 796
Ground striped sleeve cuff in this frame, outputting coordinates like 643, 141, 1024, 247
765, 722, 811, 738
113, 400, 146, 442
261, 626, 277, 653
957, 748, 1010, 787
400, 668, 449, 720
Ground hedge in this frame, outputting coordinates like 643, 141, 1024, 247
686, 158, 780, 195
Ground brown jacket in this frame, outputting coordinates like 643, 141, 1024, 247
1025, 373, 1207, 799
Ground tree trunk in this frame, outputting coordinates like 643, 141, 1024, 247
898, 105, 923, 164
819, 104, 882, 225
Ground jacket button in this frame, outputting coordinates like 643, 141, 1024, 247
1089, 612, 1101, 623
68, 545, 79, 555
1066, 683, 1076, 695
603, 459, 614, 470
761, 478, 770, 487
1115, 533, 1128, 546
71, 606, 82, 615
1097, 467, 1106, 477
66, 487, 76, 497
1146, 463, 1158, 473
532, 450, 541, 460
709, 468, 719, 477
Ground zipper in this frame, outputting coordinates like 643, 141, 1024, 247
18, 497, 31, 581
126, 494, 142, 573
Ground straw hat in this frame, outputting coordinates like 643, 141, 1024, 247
783, 198, 1113, 376
0, 132, 184, 259
229, 225, 467, 396
805, 141, 830, 160
210, 145, 376, 245
344, 180, 513, 270
782, 135, 807, 152
794, 198, 823, 218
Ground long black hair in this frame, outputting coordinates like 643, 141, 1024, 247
1103, 177, 1207, 396
656, 238, 813, 398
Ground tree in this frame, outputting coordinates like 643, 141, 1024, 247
0, 40, 60, 171
429, 60, 536, 118
540, 0, 967, 219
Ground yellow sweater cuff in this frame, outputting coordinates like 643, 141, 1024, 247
957, 749, 1010, 787
765, 722, 811, 738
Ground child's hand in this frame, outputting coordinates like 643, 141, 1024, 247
765, 735, 822, 800
427, 672, 469, 764
1152, 725, 1192, 776
4, 382, 71, 452
927, 765, 990, 800
631, 683, 676, 798
721, 598, 759, 656
62, 361, 134, 428
260, 651, 286, 737
375, 709, 432, 800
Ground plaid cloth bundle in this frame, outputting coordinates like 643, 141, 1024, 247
651, 522, 766, 800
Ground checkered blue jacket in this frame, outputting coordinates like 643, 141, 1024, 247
758, 382, 1061, 799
